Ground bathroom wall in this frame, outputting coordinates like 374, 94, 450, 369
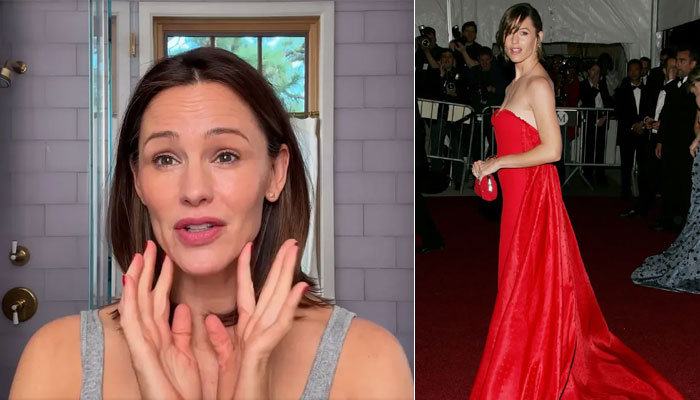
0, 0, 414, 395
0, 0, 90, 396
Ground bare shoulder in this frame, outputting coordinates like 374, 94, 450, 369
9, 314, 82, 399
526, 72, 554, 93
334, 315, 414, 399
526, 73, 556, 111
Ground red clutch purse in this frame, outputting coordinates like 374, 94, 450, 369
474, 175, 498, 201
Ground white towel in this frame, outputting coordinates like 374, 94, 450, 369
290, 117, 318, 279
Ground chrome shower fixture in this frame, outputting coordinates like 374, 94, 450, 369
0, 60, 28, 89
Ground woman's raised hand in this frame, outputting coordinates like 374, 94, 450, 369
119, 240, 203, 400
204, 239, 309, 400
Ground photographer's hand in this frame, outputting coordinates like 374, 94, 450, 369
423, 48, 439, 69
204, 239, 308, 400
119, 241, 203, 400
455, 42, 478, 68
596, 115, 607, 128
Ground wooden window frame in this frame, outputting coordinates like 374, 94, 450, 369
153, 17, 319, 112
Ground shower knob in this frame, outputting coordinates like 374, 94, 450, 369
2, 287, 38, 325
1, 60, 27, 89
9, 240, 30, 266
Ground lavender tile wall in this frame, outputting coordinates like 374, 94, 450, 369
0, 1, 89, 396
332, 0, 415, 367
0, 2, 415, 396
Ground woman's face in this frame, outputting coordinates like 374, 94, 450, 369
133, 82, 288, 276
503, 17, 541, 63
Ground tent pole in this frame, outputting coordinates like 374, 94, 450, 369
650, 0, 659, 65
446, 0, 453, 44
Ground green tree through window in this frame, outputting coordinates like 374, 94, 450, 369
166, 35, 306, 112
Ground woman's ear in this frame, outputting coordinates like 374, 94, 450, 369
266, 144, 290, 202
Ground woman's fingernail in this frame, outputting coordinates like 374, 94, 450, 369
303, 284, 310, 293
122, 275, 126, 286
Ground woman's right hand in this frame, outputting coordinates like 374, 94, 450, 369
119, 240, 202, 400
690, 136, 700, 157
472, 160, 483, 180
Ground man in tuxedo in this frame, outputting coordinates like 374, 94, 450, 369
647, 48, 672, 94
640, 57, 651, 85
579, 61, 614, 185
651, 45, 699, 231
616, 59, 654, 208
621, 56, 677, 218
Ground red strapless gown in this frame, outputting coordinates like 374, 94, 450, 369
469, 109, 684, 399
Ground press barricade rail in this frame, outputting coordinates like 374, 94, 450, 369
417, 98, 477, 192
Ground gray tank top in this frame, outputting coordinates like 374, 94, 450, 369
79, 305, 355, 400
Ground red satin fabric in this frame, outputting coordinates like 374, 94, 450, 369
469, 109, 683, 399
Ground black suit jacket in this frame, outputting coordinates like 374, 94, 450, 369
657, 78, 698, 150
614, 81, 653, 144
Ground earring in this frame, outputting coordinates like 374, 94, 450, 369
267, 192, 276, 201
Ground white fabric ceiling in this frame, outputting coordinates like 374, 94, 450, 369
416, 0, 655, 59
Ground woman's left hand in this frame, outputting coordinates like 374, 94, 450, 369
204, 239, 308, 400
472, 156, 500, 180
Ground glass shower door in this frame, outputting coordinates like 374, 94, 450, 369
88, 0, 113, 309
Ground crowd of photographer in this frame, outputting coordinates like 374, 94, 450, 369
415, 23, 507, 111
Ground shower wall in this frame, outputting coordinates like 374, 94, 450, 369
0, 0, 89, 396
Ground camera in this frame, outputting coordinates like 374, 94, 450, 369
418, 25, 430, 48
444, 70, 460, 93
452, 25, 461, 40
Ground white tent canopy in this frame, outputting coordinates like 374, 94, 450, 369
415, 0, 699, 65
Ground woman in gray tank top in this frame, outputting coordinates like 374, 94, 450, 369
11, 47, 413, 399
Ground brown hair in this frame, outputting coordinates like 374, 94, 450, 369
496, 3, 544, 61
108, 47, 325, 324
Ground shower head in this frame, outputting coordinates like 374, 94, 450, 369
1, 60, 27, 88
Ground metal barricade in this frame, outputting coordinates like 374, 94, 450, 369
417, 98, 476, 192
479, 106, 619, 190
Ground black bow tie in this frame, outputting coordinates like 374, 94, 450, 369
632, 84, 643, 90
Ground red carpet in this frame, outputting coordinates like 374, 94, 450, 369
416, 196, 700, 399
